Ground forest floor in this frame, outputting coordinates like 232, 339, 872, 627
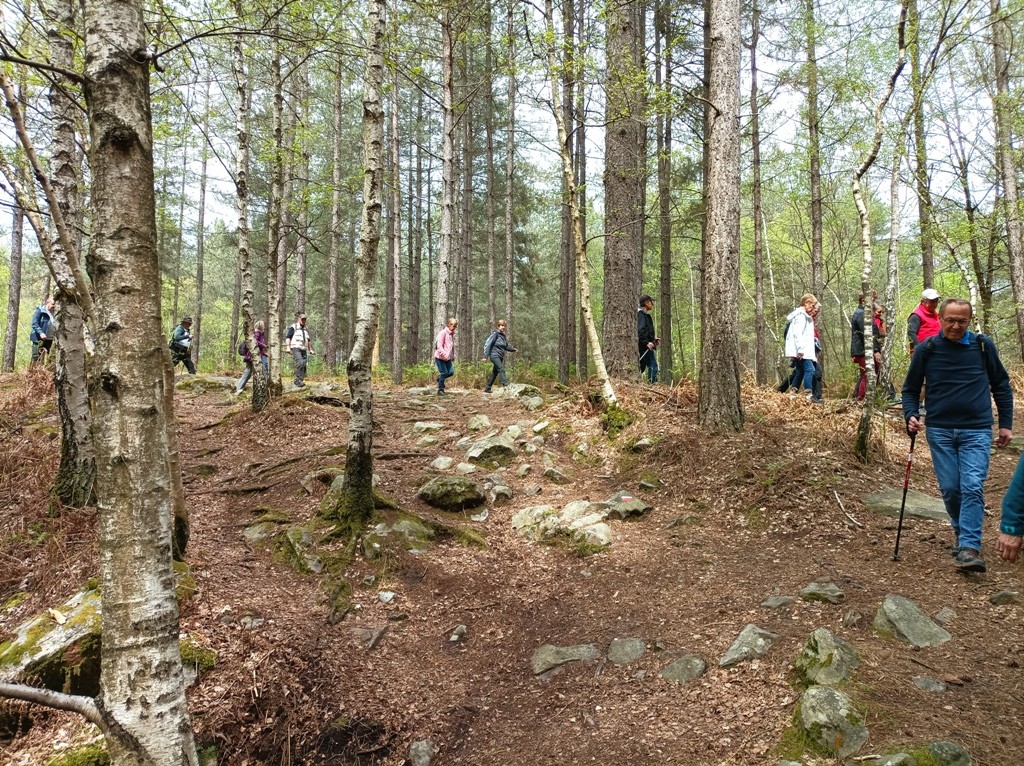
2, 366, 1024, 766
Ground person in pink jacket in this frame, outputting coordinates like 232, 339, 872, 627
434, 317, 458, 395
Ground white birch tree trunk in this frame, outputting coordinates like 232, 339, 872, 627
83, 0, 197, 760
339, 0, 387, 533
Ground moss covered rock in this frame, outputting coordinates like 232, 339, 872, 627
0, 588, 101, 698
416, 476, 486, 511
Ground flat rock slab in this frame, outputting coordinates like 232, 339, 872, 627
660, 654, 707, 684
531, 643, 599, 675
874, 594, 951, 647
800, 581, 844, 604
862, 487, 948, 523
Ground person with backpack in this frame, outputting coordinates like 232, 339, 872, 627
783, 293, 818, 401
902, 298, 1013, 573
286, 312, 314, 388
169, 316, 196, 375
30, 296, 55, 365
850, 294, 867, 399
235, 320, 268, 394
433, 317, 457, 395
481, 319, 517, 393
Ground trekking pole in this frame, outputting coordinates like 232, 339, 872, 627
892, 432, 917, 561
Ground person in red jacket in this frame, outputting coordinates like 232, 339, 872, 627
907, 288, 941, 354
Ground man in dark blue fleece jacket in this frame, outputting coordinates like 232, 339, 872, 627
997, 458, 1024, 563
902, 298, 1013, 573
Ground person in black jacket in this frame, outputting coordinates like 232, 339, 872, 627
482, 319, 517, 393
30, 296, 55, 365
637, 295, 659, 383
850, 294, 867, 399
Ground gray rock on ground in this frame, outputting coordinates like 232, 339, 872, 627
466, 435, 517, 468
797, 685, 868, 758
719, 624, 780, 667
989, 590, 1019, 605
431, 456, 455, 471
874, 594, 951, 647
795, 627, 860, 686
413, 421, 444, 434
799, 580, 845, 604
761, 595, 795, 609
409, 739, 437, 766
928, 740, 971, 766
466, 414, 491, 431
417, 476, 486, 511
862, 487, 948, 523
660, 654, 707, 684
531, 643, 600, 675
607, 637, 646, 665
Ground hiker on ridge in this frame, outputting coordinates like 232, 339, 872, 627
169, 316, 196, 375
482, 319, 517, 393
434, 317, 457, 395
902, 298, 1013, 573
784, 293, 818, 401
287, 312, 314, 388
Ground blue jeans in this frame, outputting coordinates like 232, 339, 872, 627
926, 427, 992, 552
237, 357, 268, 392
640, 348, 658, 383
791, 358, 814, 392
435, 358, 454, 391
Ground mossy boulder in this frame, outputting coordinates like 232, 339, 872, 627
417, 476, 485, 511
796, 685, 868, 759
275, 524, 325, 574
795, 627, 860, 686
44, 742, 110, 766
466, 435, 517, 468
0, 588, 102, 698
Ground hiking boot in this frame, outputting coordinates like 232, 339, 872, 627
949, 545, 962, 558
437, 389, 447, 396
483, 388, 492, 393
954, 548, 986, 573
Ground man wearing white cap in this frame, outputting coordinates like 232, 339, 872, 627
907, 287, 941, 354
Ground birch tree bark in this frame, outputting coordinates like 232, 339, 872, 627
338, 0, 386, 535
558, 0, 576, 384
852, 1, 907, 462
266, 31, 285, 394
233, 11, 268, 412
390, 71, 403, 383
908, 0, 935, 287
83, 0, 198, 758
327, 58, 343, 372
544, 0, 616, 405
47, 0, 95, 506
698, 0, 743, 432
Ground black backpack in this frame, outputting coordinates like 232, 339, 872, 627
237, 338, 248, 357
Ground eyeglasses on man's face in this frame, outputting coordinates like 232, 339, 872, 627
942, 318, 970, 326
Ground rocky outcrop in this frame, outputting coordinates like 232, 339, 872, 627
874, 595, 951, 647
719, 624, 780, 667
795, 628, 859, 686
796, 685, 868, 758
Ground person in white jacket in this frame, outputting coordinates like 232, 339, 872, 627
784, 293, 818, 399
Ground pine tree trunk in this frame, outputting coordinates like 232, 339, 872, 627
266, 33, 285, 394
295, 69, 309, 313
805, 0, 823, 301
2, 204, 22, 371
749, 0, 768, 385
458, 96, 474, 361
83, 0, 197, 759
485, 5, 497, 330
698, 0, 743, 433
435, 16, 455, 335
655, 1, 674, 382
406, 90, 423, 366
544, 0, 615, 404
991, 0, 1024, 362
339, 0, 386, 535
504, 3, 516, 334
602, 0, 646, 378
558, 0, 575, 385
